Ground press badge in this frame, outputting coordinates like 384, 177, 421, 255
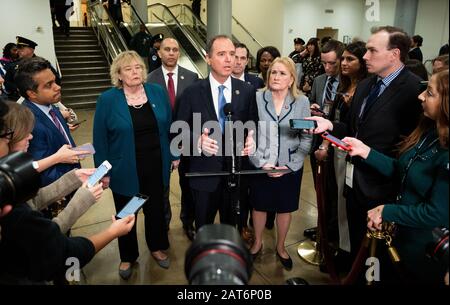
345, 161, 354, 188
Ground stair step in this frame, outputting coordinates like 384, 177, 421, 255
55, 43, 99, 49
56, 50, 103, 56
61, 67, 109, 76
62, 85, 111, 95
62, 78, 111, 86
54, 39, 98, 44
62, 72, 110, 81
59, 61, 108, 69
57, 55, 105, 61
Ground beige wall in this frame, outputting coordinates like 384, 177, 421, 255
415, 0, 449, 62
0, 0, 56, 67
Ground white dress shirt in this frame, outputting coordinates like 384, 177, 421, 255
209, 73, 232, 119
161, 65, 179, 96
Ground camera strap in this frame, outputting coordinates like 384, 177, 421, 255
397, 134, 439, 201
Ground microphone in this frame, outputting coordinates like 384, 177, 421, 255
223, 103, 233, 118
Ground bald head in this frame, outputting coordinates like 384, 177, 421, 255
158, 38, 180, 70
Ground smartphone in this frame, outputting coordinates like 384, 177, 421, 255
87, 160, 112, 187
321, 132, 352, 151
289, 119, 317, 130
72, 143, 95, 158
116, 194, 149, 219
71, 119, 87, 126
310, 106, 326, 115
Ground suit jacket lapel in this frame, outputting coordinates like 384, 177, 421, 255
177, 67, 187, 97
230, 78, 241, 114
24, 100, 69, 145
114, 88, 134, 128
155, 68, 168, 96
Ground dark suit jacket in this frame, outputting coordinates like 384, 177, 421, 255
408, 47, 423, 62
175, 77, 258, 192
23, 99, 78, 187
244, 73, 264, 90
147, 65, 199, 115
332, 68, 422, 207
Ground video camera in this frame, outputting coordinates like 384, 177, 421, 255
0, 151, 41, 208
426, 227, 449, 269
184, 224, 253, 285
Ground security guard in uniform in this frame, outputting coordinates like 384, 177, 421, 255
148, 33, 164, 73
4, 36, 61, 100
289, 37, 305, 64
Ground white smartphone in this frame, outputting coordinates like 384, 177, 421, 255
87, 160, 112, 187
116, 194, 149, 219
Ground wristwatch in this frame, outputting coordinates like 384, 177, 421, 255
318, 145, 328, 151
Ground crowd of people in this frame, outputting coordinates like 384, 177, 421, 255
0, 22, 449, 285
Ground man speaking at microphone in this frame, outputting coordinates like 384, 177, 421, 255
176, 35, 257, 231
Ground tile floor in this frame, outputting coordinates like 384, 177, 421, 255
70, 109, 331, 285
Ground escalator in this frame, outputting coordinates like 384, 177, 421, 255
87, 1, 262, 78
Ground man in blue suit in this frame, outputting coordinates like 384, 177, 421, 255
176, 35, 258, 230
15, 57, 79, 189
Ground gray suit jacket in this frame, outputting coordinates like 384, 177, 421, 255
147, 65, 199, 113
250, 90, 312, 172
310, 74, 340, 108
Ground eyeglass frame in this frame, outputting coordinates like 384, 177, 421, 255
0, 128, 14, 140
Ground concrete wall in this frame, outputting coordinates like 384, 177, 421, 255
415, 0, 449, 61
0, 0, 56, 67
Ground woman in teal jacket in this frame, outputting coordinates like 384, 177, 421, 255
343, 70, 449, 284
93, 51, 178, 279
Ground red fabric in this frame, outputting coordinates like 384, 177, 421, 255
167, 72, 176, 109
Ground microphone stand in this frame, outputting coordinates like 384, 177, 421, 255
186, 105, 291, 235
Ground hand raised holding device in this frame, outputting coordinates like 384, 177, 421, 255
116, 194, 149, 219
87, 160, 112, 187
321, 132, 352, 151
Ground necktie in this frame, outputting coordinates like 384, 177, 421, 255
49, 108, 69, 144
360, 79, 383, 119
218, 85, 227, 132
167, 72, 176, 110
324, 76, 336, 103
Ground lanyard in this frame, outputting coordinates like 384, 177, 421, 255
397, 134, 439, 201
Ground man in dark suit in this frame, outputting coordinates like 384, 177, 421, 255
147, 37, 199, 240
15, 57, 79, 188
408, 35, 423, 62
311, 26, 422, 260
148, 34, 164, 73
176, 35, 257, 230
232, 42, 264, 90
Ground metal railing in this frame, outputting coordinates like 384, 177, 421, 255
88, 0, 128, 64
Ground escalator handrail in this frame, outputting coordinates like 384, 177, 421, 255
128, 3, 153, 36
88, 0, 129, 55
168, 3, 263, 49
147, 2, 207, 59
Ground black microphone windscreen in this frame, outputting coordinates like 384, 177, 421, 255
223, 103, 233, 115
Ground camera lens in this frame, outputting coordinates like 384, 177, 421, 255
185, 224, 252, 285
426, 227, 449, 269
0, 151, 41, 207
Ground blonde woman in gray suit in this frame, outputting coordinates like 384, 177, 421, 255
249, 57, 312, 270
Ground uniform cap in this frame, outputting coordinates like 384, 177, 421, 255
16, 36, 38, 49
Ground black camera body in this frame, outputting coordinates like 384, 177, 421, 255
185, 224, 253, 285
426, 227, 449, 269
0, 151, 41, 208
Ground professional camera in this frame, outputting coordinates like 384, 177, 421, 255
185, 224, 253, 285
0, 151, 41, 208
426, 227, 449, 269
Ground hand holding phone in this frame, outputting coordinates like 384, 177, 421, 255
289, 119, 317, 130
71, 119, 87, 126
87, 160, 112, 187
116, 194, 149, 219
321, 132, 352, 151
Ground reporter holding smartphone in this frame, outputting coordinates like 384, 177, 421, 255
93, 51, 177, 279
342, 70, 449, 284
0, 97, 135, 284
249, 57, 312, 270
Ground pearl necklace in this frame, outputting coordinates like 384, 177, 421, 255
125, 86, 147, 108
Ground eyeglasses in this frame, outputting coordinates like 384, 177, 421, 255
0, 128, 14, 140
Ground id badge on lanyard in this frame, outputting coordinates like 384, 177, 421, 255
345, 161, 354, 188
